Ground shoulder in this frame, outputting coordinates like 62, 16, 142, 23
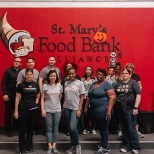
33, 68, 39, 73
55, 66, 60, 71
3, 67, 10, 73
40, 66, 48, 72
32, 81, 38, 86
76, 79, 83, 84
19, 69, 26, 74
56, 82, 62, 87
104, 81, 113, 88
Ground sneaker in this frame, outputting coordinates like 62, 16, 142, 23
92, 129, 97, 134
120, 148, 127, 153
66, 146, 75, 154
137, 131, 144, 138
131, 150, 139, 154
94, 147, 108, 154
75, 145, 81, 154
46, 148, 52, 154
52, 148, 59, 154
98, 145, 110, 152
19, 151, 27, 154
82, 130, 87, 134
118, 130, 122, 138
66, 132, 70, 136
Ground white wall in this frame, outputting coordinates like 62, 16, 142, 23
0, 1, 154, 8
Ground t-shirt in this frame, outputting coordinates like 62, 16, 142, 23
81, 78, 96, 99
17, 68, 39, 83
39, 66, 61, 84
88, 81, 113, 118
131, 73, 141, 82
16, 81, 40, 110
115, 79, 141, 108
42, 83, 63, 113
63, 79, 85, 110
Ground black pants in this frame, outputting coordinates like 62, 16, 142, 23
18, 108, 37, 152
4, 91, 18, 132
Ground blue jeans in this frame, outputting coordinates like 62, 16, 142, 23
117, 105, 141, 151
45, 112, 61, 143
95, 117, 109, 149
64, 108, 79, 146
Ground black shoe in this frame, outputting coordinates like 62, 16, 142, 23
26, 149, 36, 154
6, 131, 13, 137
19, 150, 27, 154
66, 132, 70, 136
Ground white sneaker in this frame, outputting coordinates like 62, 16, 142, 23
120, 148, 127, 153
131, 150, 139, 154
92, 130, 97, 134
82, 130, 87, 135
137, 131, 144, 138
118, 130, 122, 137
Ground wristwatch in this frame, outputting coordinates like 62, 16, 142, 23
133, 107, 138, 110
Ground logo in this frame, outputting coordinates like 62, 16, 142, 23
0, 12, 35, 57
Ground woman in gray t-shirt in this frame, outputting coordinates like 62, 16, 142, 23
41, 70, 63, 154
63, 68, 85, 154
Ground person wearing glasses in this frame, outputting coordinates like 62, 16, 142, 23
115, 69, 141, 154
124, 63, 144, 138
1, 57, 22, 137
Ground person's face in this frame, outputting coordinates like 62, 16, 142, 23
27, 59, 35, 69
66, 63, 73, 72
108, 68, 114, 76
85, 67, 92, 76
48, 57, 56, 66
96, 71, 105, 82
49, 72, 57, 83
115, 66, 121, 74
68, 69, 77, 81
122, 70, 131, 80
14, 58, 21, 68
25, 71, 33, 82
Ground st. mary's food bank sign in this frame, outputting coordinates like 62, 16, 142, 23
0, 11, 121, 66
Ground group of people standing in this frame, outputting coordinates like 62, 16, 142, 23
1, 56, 142, 154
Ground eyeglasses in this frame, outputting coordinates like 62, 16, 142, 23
14, 61, 21, 63
122, 73, 129, 74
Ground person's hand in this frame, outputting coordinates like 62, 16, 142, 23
14, 111, 19, 119
41, 110, 46, 118
3, 95, 9, 101
35, 99, 39, 104
77, 109, 81, 118
133, 109, 138, 115
106, 109, 111, 121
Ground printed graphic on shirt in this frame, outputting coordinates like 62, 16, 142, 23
23, 87, 37, 91
116, 84, 129, 93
